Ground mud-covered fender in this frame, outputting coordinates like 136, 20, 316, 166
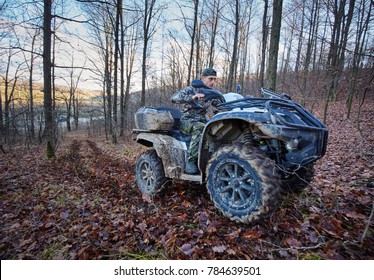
198, 110, 269, 177
207, 109, 268, 126
136, 132, 187, 178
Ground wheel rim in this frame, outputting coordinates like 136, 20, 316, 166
139, 160, 155, 193
213, 159, 260, 210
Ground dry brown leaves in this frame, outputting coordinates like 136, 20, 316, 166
0, 100, 373, 260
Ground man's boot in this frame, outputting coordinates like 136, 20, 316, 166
185, 159, 199, 175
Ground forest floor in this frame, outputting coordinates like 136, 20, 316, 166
0, 100, 373, 260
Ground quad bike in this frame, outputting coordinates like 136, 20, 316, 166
132, 83, 328, 224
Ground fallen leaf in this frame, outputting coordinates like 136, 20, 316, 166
180, 243, 195, 256
212, 245, 227, 253
284, 237, 302, 248
141, 192, 152, 204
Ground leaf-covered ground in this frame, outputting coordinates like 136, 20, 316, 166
0, 100, 373, 260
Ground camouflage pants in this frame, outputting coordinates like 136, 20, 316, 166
179, 117, 206, 161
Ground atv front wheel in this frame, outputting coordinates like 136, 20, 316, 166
206, 144, 281, 224
135, 149, 167, 196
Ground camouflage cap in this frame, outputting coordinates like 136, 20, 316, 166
201, 67, 217, 77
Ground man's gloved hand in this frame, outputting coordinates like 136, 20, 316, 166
193, 93, 205, 102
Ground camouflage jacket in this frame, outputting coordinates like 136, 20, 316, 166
171, 85, 209, 122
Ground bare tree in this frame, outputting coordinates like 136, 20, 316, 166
189, 0, 199, 84
15, 26, 42, 140
265, 0, 283, 90
346, 0, 373, 119
226, 0, 240, 92
112, 0, 121, 143
207, 0, 221, 69
57, 56, 84, 131
163, 34, 187, 91
78, 0, 116, 139
323, 0, 356, 123
122, 11, 141, 133
238, 0, 254, 93
294, 0, 305, 73
1, 49, 24, 142
140, 0, 163, 107
259, 0, 269, 87
175, 0, 200, 84
27, 30, 40, 139
43, 0, 55, 158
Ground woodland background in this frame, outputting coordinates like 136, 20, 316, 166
0, 0, 373, 259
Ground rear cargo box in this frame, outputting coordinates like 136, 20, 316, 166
135, 107, 175, 131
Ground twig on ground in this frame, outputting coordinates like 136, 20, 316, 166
360, 201, 374, 244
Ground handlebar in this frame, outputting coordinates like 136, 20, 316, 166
260, 87, 292, 100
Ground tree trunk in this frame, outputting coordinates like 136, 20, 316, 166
324, 0, 355, 122
281, 16, 295, 88
29, 31, 38, 140
265, 0, 283, 90
227, 0, 240, 92
66, 98, 72, 132
105, 31, 113, 137
0, 90, 3, 140
347, 0, 372, 119
141, 0, 155, 107
294, 1, 305, 73
119, 0, 125, 137
4, 54, 11, 141
301, 0, 318, 105
43, 0, 55, 158
73, 92, 79, 130
195, 19, 201, 78
259, 0, 268, 87
208, 0, 220, 68
112, 0, 121, 144
187, 0, 198, 84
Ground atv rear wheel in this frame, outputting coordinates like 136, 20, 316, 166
135, 149, 167, 196
206, 144, 281, 224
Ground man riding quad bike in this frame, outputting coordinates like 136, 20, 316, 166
132, 83, 328, 224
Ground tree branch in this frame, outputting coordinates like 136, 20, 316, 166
360, 202, 374, 245
52, 15, 90, 24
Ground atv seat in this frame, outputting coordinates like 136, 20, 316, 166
156, 106, 192, 144
156, 106, 181, 130
169, 130, 191, 143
